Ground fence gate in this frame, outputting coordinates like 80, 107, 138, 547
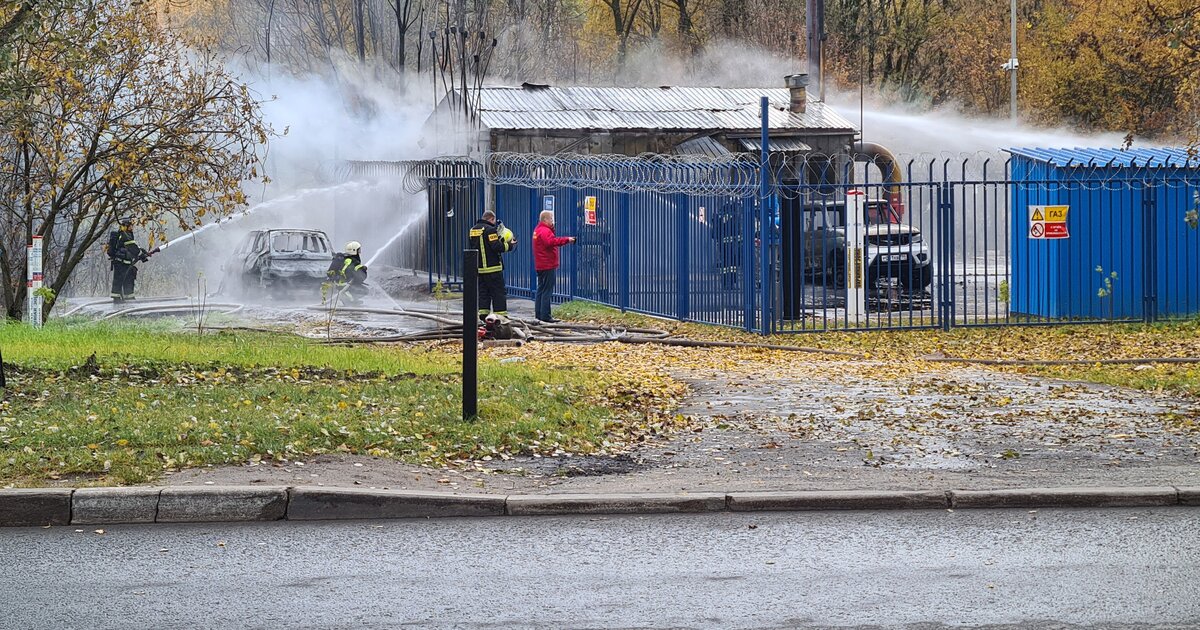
765, 182, 942, 332
426, 177, 485, 291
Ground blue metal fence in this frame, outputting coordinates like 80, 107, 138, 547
425, 154, 1200, 333
484, 183, 757, 329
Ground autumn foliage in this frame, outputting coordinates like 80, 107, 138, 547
0, 1, 271, 319
154, 0, 1200, 141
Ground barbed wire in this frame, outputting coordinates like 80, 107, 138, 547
337, 150, 1200, 200
486, 151, 762, 197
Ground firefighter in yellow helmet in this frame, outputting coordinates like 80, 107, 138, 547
467, 209, 516, 321
327, 240, 368, 304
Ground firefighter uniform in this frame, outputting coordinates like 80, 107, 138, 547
108, 221, 148, 302
328, 241, 368, 304
468, 217, 515, 319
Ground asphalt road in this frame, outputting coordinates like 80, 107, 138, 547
3, 508, 1198, 629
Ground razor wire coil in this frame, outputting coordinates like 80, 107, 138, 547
339, 150, 1200, 199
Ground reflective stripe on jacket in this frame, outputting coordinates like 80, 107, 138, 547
468, 219, 511, 274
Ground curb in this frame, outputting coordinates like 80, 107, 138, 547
506, 492, 726, 516
949, 486, 1179, 509
0, 486, 1196, 527
728, 490, 949, 512
288, 487, 505, 520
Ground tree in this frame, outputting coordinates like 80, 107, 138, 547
598, 0, 645, 70
0, 1, 38, 51
0, 1, 271, 319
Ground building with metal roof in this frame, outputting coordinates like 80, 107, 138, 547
425, 75, 859, 162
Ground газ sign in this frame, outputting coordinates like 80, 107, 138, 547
1029, 205, 1069, 240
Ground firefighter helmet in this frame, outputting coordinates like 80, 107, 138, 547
118, 217, 134, 227
344, 241, 362, 255
499, 227, 514, 242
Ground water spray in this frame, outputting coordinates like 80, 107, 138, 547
147, 180, 375, 255
364, 208, 425, 268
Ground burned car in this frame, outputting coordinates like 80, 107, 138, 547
222, 229, 334, 298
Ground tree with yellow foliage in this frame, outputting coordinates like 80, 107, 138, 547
0, 1, 272, 319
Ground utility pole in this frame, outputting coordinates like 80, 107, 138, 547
1004, 0, 1019, 121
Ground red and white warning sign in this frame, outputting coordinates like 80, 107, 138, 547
1029, 205, 1069, 240
584, 195, 598, 226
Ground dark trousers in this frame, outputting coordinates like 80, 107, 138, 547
478, 270, 507, 317
535, 269, 556, 321
111, 262, 137, 299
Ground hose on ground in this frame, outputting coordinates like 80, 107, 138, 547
63, 296, 190, 318
101, 303, 244, 321
924, 355, 1200, 367
617, 336, 867, 358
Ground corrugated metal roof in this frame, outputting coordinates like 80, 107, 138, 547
455, 86, 858, 133
1006, 147, 1200, 168
738, 137, 812, 152
673, 135, 733, 157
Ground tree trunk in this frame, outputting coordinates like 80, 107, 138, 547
355, 0, 366, 61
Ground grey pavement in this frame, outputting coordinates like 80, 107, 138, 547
2, 507, 1198, 629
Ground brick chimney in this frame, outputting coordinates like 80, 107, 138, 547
784, 74, 809, 114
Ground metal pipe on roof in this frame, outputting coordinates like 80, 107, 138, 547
785, 74, 809, 114
853, 141, 904, 218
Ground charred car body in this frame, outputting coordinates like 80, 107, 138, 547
223, 229, 334, 298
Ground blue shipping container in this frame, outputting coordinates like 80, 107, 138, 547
1008, 147, 1200, 320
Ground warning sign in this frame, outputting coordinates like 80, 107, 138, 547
1029, 204, 1069, 240
584, 195, 598, 226
1044, 222, 1069, 238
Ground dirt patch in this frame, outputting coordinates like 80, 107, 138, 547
150, 360, 1200, 494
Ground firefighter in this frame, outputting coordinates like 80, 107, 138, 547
328, 241, 368, 304
468, 209, 516, 321
107, 217, 150, 303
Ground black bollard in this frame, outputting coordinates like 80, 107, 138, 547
462, 249, 478, 421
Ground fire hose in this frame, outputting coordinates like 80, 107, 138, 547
81, 301, 1200, 365
101, 302, 244, 321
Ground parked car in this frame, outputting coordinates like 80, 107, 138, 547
799, 199, 933, 294
222, 229, 334, 298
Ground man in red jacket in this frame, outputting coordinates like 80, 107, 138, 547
532, 209, 575, 323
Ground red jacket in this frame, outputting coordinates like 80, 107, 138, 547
533, 222, 571, 271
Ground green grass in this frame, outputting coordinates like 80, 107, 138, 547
0, 321, 634, 486
1, 320, 458, 375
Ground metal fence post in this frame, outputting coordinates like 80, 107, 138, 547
1143, 183, 1159, 323
619, 191, 630, 312
427, 179, 436, 290
676, 192, 689, 321
938, 183, 954, 331
462, 249, 478, 422
568, 189, 579, 301
759, 97, 772, 335
742, 196, 755, 331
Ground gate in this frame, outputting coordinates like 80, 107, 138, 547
766, 181, 942, 332
426, 177, 484, 291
